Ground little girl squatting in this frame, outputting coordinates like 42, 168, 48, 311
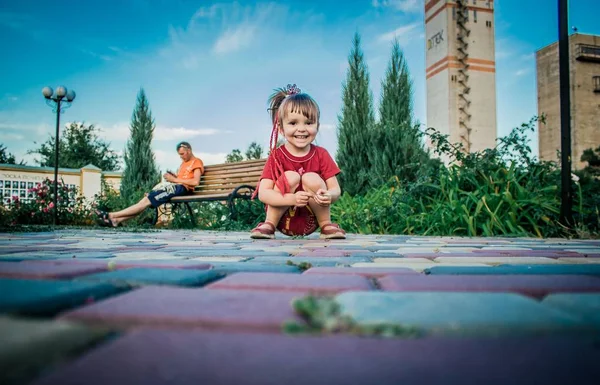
250, 84, 346, 240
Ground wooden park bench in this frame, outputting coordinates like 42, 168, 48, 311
152, 158, 267, 226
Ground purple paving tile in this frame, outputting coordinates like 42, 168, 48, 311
206, 272, 373, 293
472, 250, 581, 257
60, 286, 304, 332
378, 275, 600, 298
303, 267, 419, 278
0, 261, 107, 280
398, 253, 514, 259
28, 259, 212, 270
293, 250, 355, 258
30, 330, 600, 385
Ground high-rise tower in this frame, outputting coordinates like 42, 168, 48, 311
425, 0, 497, 158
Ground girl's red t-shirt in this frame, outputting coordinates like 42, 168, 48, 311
260, 144, 340, 182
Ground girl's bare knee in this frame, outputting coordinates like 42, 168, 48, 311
302, 172, 325, 191
284, 171, 301, 190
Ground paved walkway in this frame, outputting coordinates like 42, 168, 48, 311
1, 229, 599, 385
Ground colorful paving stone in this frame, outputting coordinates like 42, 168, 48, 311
378, 274, 600, 297
78, 268, 221, 287
29, 330, 600, 385
0, 316, 108, 385
0, 278, 126, 316
335, 292, 593, 336
426, 265, 600, 275
206, 272, 373, 293
0, 261, 107, 279
542, 293, 600, 323
60, 286, 305, 331
210, 262, 300, 274
27, 259, 213, 270
1, 229, 599, 384
303, 266, 419, 277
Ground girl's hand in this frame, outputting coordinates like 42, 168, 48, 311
294, 191, 312, 207
313, 189, 331, 206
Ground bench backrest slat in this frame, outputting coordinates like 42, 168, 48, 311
193, 158, 267, 196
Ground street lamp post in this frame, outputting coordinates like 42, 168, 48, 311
558, 0, 573, 226
42, 86, 76, 226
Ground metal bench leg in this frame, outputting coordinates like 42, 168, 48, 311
184, 202, 195, 226
227, 197, 237, 220
152, 207, 159, 226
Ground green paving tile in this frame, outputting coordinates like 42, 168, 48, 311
542, 294, 600, 324
335, 292, 593, 336
425, 264, 600, 275
0, 278, 126, 316
211, 263, 300, 274
0, 316, 109, 385
78, 268, 222, 287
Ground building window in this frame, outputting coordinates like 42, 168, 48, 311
473, 0, 477, 4
452, 7, 456, 20
486, 20, 492, 28
473, 10, 477, 22
594, 76, 600, 93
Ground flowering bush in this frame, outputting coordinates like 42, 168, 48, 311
0, 178, 93, 226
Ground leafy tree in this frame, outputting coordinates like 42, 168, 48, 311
336, 32, 376, 196
226, 149, 244, 163
120, 89, 161, 200
0, 144, 21, 164
245, 142, 264, 160
226, 142, 265, 163
372, 39, 429, 186
28, 122, 119, 170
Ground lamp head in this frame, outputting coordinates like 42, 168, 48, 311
42, 86, 54, 99
66, 89, 76, 102
55, 86, 67, 98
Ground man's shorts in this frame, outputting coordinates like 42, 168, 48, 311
147, 184, 190, 208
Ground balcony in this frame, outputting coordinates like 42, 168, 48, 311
575, 44, 600, 63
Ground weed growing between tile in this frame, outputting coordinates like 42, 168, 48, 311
283, 295, 421, 338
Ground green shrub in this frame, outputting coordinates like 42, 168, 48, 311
332, 118, 598, 238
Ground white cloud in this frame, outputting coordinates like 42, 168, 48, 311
190, 4, 221, 22
0, 132, 25, 141
320, 123, 335, 131
196, 152, 227, 166
377, 22, 421, 45
515, 69, 529, 77
0, 122, 52, 137
159, 2, 284, 67
213, 24, 256, 54
372, 0, 423, 13
154, 126, 223, 141
96, 122, 226, 143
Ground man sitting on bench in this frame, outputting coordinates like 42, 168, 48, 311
96, 141, 204, 227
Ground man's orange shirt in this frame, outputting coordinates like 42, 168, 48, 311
177, 157, 204, 191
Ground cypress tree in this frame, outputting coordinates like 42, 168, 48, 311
336, 32, 376, 196
373, 39, 428, 186
120, 89, 161, 200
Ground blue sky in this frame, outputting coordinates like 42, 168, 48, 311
0, 0, 598, 173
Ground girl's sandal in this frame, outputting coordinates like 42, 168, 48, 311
319, 223, 346, 239
250, 221, 276, 239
